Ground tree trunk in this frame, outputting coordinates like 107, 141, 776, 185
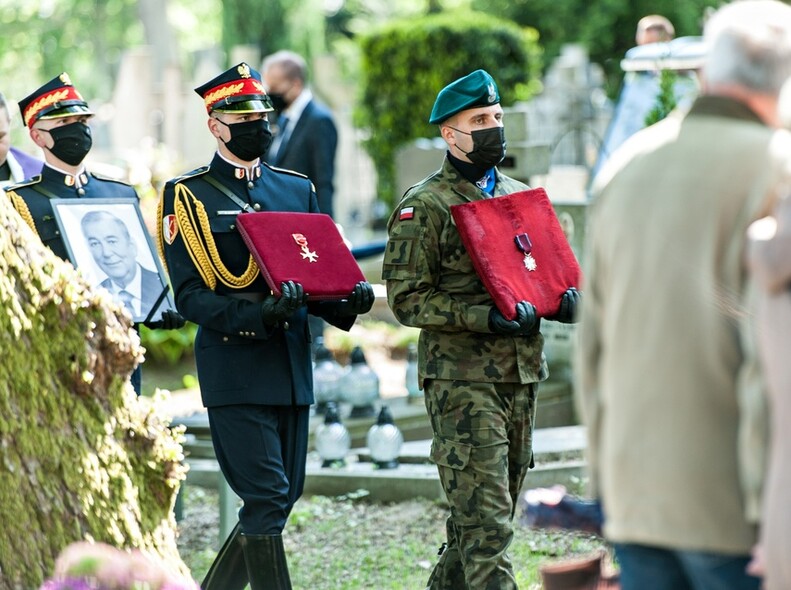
0, 199, 188, 588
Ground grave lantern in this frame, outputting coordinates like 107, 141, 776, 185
314, 402, 351, 468
366, 405, 404, 469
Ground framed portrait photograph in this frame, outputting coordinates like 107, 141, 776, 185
50, 198, 175, 323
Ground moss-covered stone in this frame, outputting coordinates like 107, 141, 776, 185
0, 197, 188, 588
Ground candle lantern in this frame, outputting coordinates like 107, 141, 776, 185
366, 405, 404, 469
314, 402, 351, 467
341, 346, 379, 418
312, 342, 344, 414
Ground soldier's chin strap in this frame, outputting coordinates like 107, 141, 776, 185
170, 182, 260, 290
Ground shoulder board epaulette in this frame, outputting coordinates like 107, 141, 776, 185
171, 165, 210, 185
263, 162, 309, 180
89, 171, 132, 186
4, 175, 42, 191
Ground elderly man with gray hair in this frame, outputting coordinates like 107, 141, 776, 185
577, 1, 791, 589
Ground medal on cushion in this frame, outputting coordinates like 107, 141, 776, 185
515, 233, 537, 271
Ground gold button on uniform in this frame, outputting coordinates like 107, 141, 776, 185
253, 203, 261, 211
283, 321, 290, 330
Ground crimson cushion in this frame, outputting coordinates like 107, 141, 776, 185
450, 188, 582, 319
236, 211, 365, 300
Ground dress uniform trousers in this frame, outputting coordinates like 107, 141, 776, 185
208, 404, 310, 534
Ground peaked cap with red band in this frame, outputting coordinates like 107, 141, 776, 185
194, 62, 274, 114
18, 73, 93, 128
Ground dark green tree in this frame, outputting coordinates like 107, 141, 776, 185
357, 10, 542, 208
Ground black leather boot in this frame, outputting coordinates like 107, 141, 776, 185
240, 533, 293, 590
201, 522, 248, 590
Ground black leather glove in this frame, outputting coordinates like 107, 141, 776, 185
488, 301, 539, 335
260, 280, 307, 325
550, 288, 581, 323
143, 309, 186, 330
337, 281, 375, 316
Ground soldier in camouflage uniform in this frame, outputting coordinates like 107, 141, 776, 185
382, 70, 580, 590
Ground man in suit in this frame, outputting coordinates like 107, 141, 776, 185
262, 50, 340, 348
4, 73, 183, 395
81, 209, 165, 322
577, 2, 791, 588
0, 91, 43, 187
261, 50, 337, 219
159, 62, 373, 590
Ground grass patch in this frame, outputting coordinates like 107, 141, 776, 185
177, 487, 608, 589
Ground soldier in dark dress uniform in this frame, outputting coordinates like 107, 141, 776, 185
4, 73, 183, 395
158, 62, 373, 590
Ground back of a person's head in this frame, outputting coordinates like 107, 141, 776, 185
703, 0, 791, 96
262, 50, 307, 84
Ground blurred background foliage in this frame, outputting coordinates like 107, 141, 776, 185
0, 0, 724, 124
0, 0, 725, 200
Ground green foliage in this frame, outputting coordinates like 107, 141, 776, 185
356, 10, 542, 208
180, 490, 608, 588
140, 321, 198, 366
472, 0, 721, 97
221, 0, 290, 61
644, 69, 678, 127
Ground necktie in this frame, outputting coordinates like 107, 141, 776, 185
275, 115, 290, 161
118, 289, 136, 317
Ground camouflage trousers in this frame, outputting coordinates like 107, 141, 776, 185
424, 379, 538, 590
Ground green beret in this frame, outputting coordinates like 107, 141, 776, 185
429, 69, 500, 125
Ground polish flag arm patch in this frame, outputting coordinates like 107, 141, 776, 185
399, 206, 414, 221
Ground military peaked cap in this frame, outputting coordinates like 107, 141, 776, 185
195, 62, 274, 114
429, 69, 500, 125
18, 73, 93, 128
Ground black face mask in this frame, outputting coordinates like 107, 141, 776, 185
452, 125, 507, 168
46, 122, 92, 166
267, 94, 288, 114
217, 117, 273, 162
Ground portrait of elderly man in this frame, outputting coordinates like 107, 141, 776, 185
80, 209, 163, 321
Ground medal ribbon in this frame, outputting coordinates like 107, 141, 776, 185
514, 233, 532, 254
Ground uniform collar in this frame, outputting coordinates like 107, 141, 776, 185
441, 156, 490, 203
213, 151, 262, 183
42, 163, 89, 188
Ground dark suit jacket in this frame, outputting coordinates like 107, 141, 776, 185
100, 266, 165, 322
266, 98, 338, 218
160, 153, 356, 409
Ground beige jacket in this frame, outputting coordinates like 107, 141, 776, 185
576, 96, 773, 554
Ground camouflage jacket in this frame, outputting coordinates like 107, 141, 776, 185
382, 157, 548, 385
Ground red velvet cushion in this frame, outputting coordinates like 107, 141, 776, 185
236, 211, 365, 300
450, 188, 582, 319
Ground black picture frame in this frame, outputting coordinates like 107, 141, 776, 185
50, 197, 175, 323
